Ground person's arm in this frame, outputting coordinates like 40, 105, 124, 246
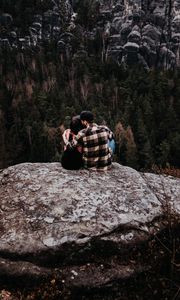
62, 129, 71, 146
101, 125, 114, 140
69, 129, 85, 148
108, 128, 114, 140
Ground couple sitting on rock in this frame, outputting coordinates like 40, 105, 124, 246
61, 111, 115, 171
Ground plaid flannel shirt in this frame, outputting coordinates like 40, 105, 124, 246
72, 123, 113, 171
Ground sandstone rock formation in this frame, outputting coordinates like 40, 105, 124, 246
1, 0, 180, 69
0, 162, 179, 288
99, 0, 180, 69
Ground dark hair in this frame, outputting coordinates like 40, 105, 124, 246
80, 111, 94, 122
70, 115, 83, 135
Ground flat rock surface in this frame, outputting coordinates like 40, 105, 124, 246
0, 162, 179, 285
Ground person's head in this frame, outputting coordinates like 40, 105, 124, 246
70, 115, 84, 135
80, 111, 94, 127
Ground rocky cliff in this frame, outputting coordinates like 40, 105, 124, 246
0, 162, 179, 298
1, 0, 180, 70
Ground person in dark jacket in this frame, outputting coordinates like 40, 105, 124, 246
61, 115, 84, 170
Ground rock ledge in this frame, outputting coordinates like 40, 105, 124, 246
0, 162, 179, 287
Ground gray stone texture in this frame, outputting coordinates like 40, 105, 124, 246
0, 162, 179, 286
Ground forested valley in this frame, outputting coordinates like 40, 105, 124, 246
1, 51, 180, 172
0, 0, 180, 173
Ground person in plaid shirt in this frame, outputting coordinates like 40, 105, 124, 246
71, 111, 113, 171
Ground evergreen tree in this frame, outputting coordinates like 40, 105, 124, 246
124, 126, 138, 169
134, 108, 153, 169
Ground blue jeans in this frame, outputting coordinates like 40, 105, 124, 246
108, 139, 116, 154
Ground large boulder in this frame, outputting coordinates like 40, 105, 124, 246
0, 162, 179, 288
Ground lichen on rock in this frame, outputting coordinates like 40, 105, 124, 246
0, 162, 179, 287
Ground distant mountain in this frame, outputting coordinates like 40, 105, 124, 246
0, 0, 180, 70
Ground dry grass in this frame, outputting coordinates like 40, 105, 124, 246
151, 165, 180, 178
